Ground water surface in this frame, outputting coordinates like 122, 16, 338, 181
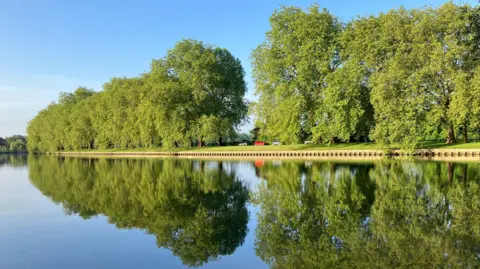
1, 155, 480, 268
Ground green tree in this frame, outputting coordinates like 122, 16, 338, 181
312, 61, 373, 143
9, 139, 26, 151
2, 135, 28, 152
252, 5, 342, 144
343, 3, 477, 149
153, 39, 248, 146
27, 40, 248, 152
0, 137, 8, 152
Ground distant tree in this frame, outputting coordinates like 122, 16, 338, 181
9, 139, 26, 151
0, 137, 7, 151
2, 135, 27, 152
5, 135, 26, 145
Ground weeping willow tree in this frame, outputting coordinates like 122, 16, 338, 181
28, 157, 249, 267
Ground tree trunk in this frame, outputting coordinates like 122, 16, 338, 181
219, 136, 223, 146
329, 137, 335, 144
446, 125, 455, 144
463, 122, 468, 143
198, 137, 203, 148
174, 141, 178, 148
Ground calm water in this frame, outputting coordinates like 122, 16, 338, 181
1, 155, 480, 269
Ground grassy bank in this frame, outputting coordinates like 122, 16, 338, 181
68, 142, 480, 153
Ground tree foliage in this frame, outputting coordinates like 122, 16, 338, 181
26, 3, 480, 151
252, 2, 480, 149
0, 135, 27, 152
27, 40, 248, 152
252, 5, 343, 144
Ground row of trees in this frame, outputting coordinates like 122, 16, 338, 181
28, 2, 480, 151
27, 40, 248, 152
252, 2, 480, 149
0, 135, 27, 152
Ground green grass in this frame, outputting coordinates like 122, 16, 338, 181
189, 143, 380, 152
69, 143, 383, 153
429, 142, 480, 149
67, 141, 480, 153
69, 143, 378, 153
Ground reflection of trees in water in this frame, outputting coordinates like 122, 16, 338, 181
0, 154, 27, 168
28, 157, 249, 267
255, 160, 480, 268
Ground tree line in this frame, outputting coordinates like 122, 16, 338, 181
27, 40, 248, 152
0, 135, 27, 152
28, 2, 480, 151
252, 2, 480, 149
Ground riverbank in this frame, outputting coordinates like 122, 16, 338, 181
58, 142, 480, 153
0, 151, 28, 155
56, 143, 480, 161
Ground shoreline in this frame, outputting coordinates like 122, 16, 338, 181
55, 148, 480, 161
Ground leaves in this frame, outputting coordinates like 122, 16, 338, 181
27, 40, 248, 152
252, 2, 480, 149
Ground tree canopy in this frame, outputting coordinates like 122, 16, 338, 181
0, 135, 27, 152
27, 40, 248, 152
26, 3, 480, 151
252, 2, 480, 149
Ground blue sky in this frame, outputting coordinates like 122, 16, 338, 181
0, 0, 475, 137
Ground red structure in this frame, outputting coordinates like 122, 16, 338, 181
254, 141, 266, 146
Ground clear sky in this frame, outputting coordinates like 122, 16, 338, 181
0, 0, 475, 137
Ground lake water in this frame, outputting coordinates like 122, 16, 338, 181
1, 155, 480, 269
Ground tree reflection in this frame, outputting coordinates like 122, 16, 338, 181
254, 161, 375, 268
254, 160, 480, 268
28, 157, 249, 267
0, 154, 27, 168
